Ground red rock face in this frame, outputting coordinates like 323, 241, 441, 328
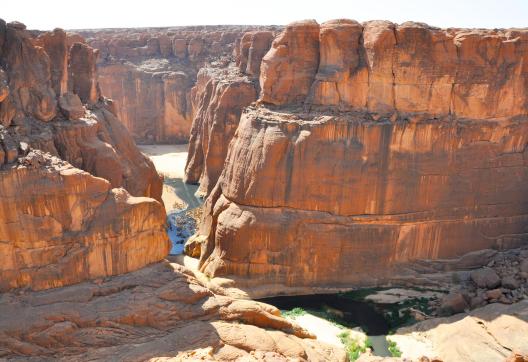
0, 20, 167, 291
187, 20, 528, 293
184, 31, 274, 195
236, 31, 274, 77
261, 20, 528, 120
69, 42, 100, 104
34, 29, 69, 97
83, 26, 279, 143
0, 152, 169, 291
184, 69, 257, 195
95, 62, 193, 143
260, 20, 320, 105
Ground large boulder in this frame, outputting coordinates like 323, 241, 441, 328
58, 92, 84, 120
470, 267, 501, 289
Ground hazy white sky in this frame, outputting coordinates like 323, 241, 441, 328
2, 0, 527, 30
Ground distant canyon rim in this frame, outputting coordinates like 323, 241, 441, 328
0, 16, 527, 362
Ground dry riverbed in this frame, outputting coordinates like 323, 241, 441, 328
140, 144, 202, 254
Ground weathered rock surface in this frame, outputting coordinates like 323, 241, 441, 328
391, 300, 528, 362
0, 151, 168, 291
260, 20, 528, 120
0, 262, 346, 361
82, 26, 279, 143
470, 267, 501, 289
191, 106, 528, 290
184, 31, 275, 194
260, 20, 320, 105
236, 31, 274, 77
58, 92, 84, 120
184, 67, 258, 195
187, 19, 528, 293
0, 20, 167, 290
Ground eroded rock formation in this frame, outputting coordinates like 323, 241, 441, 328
261, 20, 528, 118
390, 299, 528, 361
82, 26, 279, 143
0, 20, 167, 291
183, 31, 274, 196
187, 19, 528, 293
0, 261, 346, 361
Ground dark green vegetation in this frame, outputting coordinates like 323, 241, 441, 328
338, 331, 373, 361
282, 307, 306, 318
263, 288, 443, 359
387, 339, 402, 357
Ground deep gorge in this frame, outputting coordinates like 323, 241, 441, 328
0, 15, 527, 362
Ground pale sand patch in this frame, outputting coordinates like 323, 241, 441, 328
139, 144, 189, 179
287, 313, 366, 348
386, 334, 433, 360
139, 144, 191, 209
162, 184, 186, 210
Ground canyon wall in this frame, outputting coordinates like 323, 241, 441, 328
187, 20, 528, 292
0, 21, 348, 361
0, 20, 168, 291
82, 26, 279, 144
184, 31, 273, 196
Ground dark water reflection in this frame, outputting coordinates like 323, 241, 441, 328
260, 293, 390, 335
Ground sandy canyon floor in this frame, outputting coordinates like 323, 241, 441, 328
139, 144, 202, 254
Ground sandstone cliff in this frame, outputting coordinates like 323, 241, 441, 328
187, 19, 528, 292
183, 31, 274, 196
0, 20, 167, 291
82, 26, 279, 144
261, 19, 528, 119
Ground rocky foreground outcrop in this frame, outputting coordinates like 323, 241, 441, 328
82, 26, 279, 144
386, 299, 528, 362
0, 20, 167, 290
186, 20, 528, 293
0, 261, 346, 361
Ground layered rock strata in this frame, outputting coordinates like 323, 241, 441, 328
82, 26, 279, 143
187, 19, 528, 292
184, 31, 274, 195
0, 20, 167, 291
0, 262, 346, 361
260, 19, 528, 118
0, 151, 168, 291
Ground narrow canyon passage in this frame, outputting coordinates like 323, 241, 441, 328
139, 144, 203, 254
